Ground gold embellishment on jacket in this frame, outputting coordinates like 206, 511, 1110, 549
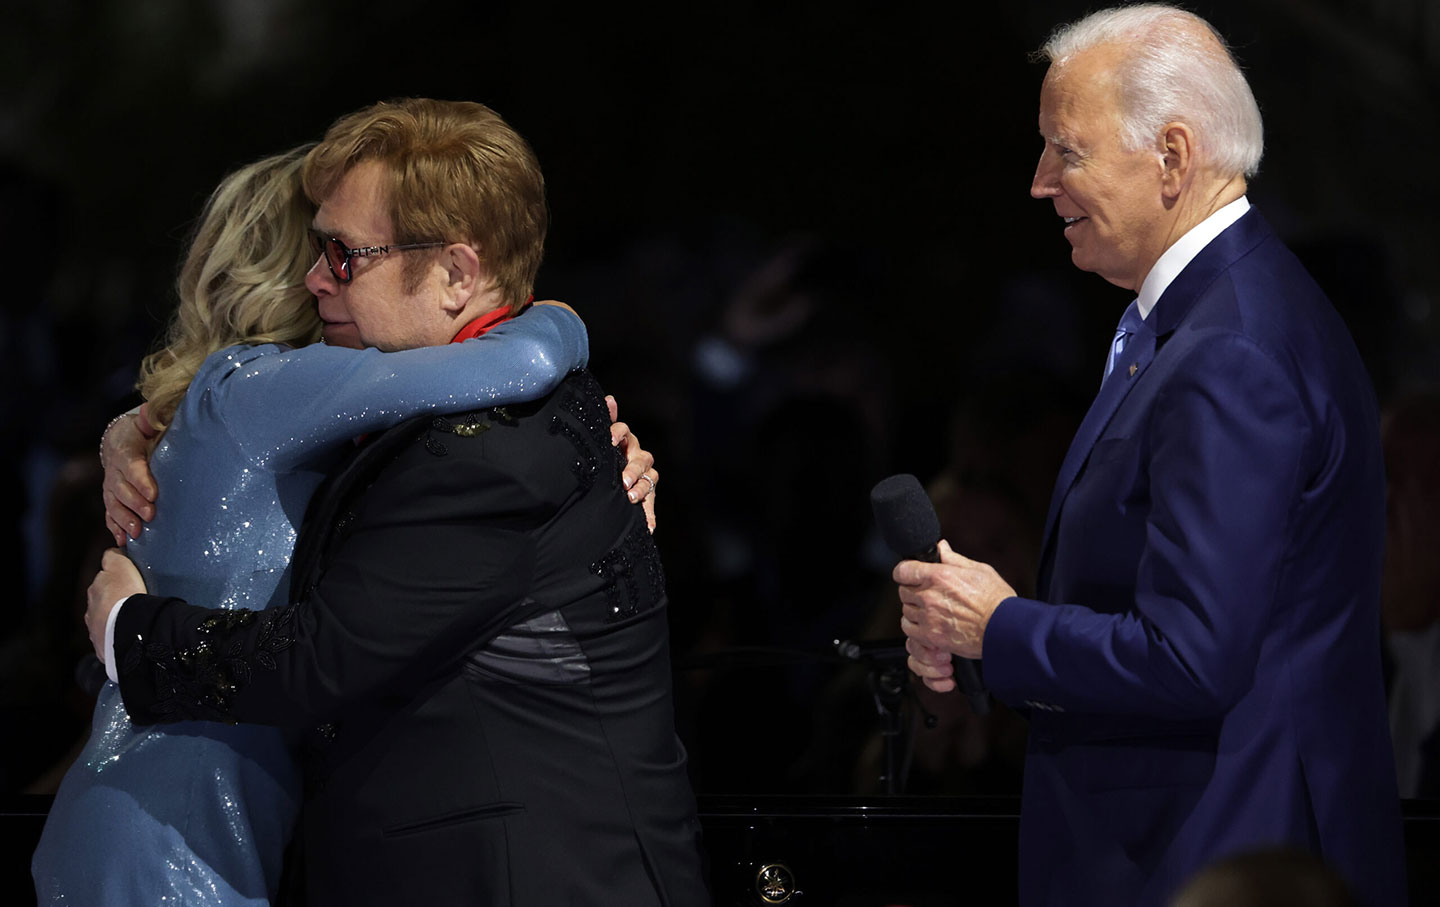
422, 413, 492, 456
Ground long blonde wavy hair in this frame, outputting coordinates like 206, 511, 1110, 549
138, 144, 323, 433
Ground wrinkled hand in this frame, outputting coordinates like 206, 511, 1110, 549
101, 410, 158, 546
85, 548, 147, 663
896, 539, 1015, 691
606, 395, 658, 532
905, 639, 958, 693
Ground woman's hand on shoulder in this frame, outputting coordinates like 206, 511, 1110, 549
101, 407, 159, 546
607, 394, 658, 533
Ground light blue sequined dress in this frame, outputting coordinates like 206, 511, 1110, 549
32, 306, 587, 905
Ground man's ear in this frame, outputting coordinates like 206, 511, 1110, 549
1159, 122, 1195, 200
440, 243, 484, 313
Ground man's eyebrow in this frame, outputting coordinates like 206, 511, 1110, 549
1041, 129, 1079, 150
310, 222, 348, 242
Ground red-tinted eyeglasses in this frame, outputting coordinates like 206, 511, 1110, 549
310, 232, 447, 284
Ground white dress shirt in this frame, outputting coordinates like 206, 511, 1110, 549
1135, 196, 1251, 320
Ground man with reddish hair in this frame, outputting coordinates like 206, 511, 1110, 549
301, 98, 548, 330
89, 98, 708, 906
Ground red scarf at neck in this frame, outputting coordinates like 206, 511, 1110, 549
450, 305, 519, 343
352, 304, 525, 446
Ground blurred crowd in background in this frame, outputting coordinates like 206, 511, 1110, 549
2, 0, 1438, 801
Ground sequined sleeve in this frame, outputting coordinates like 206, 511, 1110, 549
188, 304, 588, 472
112, 373, 648, 735
113, 426, 547, 728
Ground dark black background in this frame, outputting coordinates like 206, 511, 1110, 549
2, 0, 1437, 799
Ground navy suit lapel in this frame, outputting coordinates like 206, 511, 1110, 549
1147, 208, 1271, 339
1040, 319, 1157, 550
1036, 208, 1274, 595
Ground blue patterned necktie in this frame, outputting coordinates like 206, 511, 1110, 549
1103, 299, 1144, 382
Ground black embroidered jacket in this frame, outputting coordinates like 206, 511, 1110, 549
113, 370, 708, 906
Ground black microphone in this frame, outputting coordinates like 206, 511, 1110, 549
870, 473, 991, 715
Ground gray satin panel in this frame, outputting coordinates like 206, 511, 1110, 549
465, 609, 592, 684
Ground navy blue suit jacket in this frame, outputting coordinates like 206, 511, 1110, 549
984, 210, 1407, 905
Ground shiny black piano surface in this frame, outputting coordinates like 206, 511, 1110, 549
5, 795, 1438, 905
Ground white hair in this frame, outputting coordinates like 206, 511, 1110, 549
1041, 4, 1264, 178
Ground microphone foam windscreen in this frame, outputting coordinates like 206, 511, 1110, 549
870, 473, 941, 557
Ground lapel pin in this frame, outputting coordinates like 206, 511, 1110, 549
1128, 363, 1138, 377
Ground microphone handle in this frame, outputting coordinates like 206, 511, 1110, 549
912, 545, 992, 716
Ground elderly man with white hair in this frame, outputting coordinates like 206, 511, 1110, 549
896, 5, 1407, 905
